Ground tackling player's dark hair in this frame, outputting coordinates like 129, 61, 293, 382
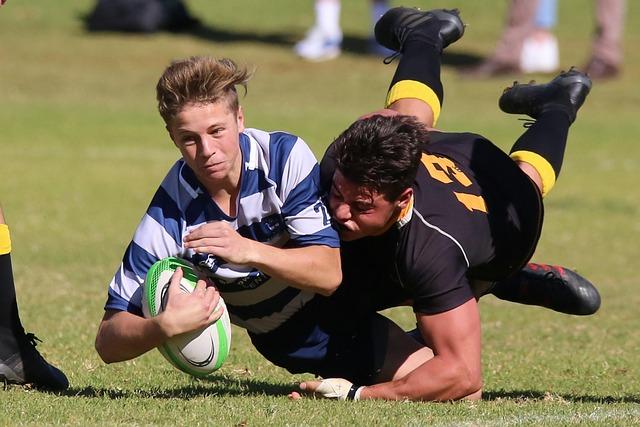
333, 115, 426, 201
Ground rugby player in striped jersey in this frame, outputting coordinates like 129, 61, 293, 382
95, 57, 341, 364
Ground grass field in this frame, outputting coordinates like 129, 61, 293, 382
1, 0, 639, 425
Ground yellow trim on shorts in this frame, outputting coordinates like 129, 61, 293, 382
0, 224, 11, 255
510, 150, 556, 197
385, 80, 441, 126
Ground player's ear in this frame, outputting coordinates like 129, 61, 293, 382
236, 106, 245, 132
396, 187, 413, 210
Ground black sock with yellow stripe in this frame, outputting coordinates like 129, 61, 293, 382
385, 38, 443, 125
509, 110, 571, 197
0, 224, 23, 342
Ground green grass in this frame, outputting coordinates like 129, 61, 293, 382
1, 0, 639, 425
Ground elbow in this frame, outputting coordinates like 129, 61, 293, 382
452, 363, 483, 401
317, 271, 342, 297
95, 337, 110, 364
95, 328, 120, 364
317, 251, 342, 296
95, 335, 114, 364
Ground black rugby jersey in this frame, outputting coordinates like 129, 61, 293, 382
323, 131, 544, 315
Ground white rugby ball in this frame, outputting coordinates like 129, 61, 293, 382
142, 257, 231, 377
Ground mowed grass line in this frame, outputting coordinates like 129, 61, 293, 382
1, 0, 639, 425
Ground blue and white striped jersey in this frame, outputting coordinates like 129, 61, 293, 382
105, 128, 339, 334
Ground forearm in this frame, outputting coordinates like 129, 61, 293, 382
360, 355, 482, 402
249, 244, 341, 296
95, 311, 169, 363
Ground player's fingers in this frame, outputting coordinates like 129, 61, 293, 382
168, 267, 184, 294
184, 238, 225, 252
204, 285, 219, 309
207, 301, 224, 324
299, 381, 321, 393
288, 391, 303, 400
184, 222, 223, 241
194, 278, 207, 294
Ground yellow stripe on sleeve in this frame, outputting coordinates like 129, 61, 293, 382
510, 150, 556, 197
385, 80, 442, 126
0, 224, 11, 255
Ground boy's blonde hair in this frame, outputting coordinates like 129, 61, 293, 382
156, 56, 253, 124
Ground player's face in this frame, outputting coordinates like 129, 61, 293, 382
168, 101, 244, 188
329, 170, 410, 241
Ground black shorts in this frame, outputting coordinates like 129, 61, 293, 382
249, 298, 387, 386
469, 172, 544, 282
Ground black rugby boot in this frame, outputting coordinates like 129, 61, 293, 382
0, 329, 69, 390
374, 7, 465, 53
499, 68, 592, 123
490, 263, 601, 316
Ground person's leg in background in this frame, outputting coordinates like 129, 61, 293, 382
0, 205, 68, 390
584, 0, 626, 79
294, 0, 343, 61
294, 0, 393, 61
520, 0, 559, 74
368, 0, 394, 57
462, 0, 539, 77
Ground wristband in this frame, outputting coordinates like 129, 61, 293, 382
347, 384, 364, 401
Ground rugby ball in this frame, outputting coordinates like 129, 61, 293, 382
142, 257, 231, 377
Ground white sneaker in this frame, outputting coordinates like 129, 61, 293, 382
520, 33, 559, 74
294, 27, 342, 61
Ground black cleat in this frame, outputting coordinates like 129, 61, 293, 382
0, 331, 69, 390
499, 68, 592, 123
374, 7, 465, 53
490, 263, 601, 316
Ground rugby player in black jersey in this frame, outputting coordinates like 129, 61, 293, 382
291, 7, 599, 402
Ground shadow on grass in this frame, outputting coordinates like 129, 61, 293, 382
84, 19, 484, 66
190, 25, 484, 66
57, 374, 294, 400
52, 382, 640, 403
484, 389, 640, 404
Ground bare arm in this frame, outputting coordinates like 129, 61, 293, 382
184, 222, 342, 296
360, 298, 482, 401
95, 310, 168, 363
388, 98, 435, 128
95, 268, 223, 363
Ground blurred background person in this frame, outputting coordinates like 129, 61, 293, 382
462, 0, 625, 79
462, 0, 551, 77
0, 0, 68, 393
0, 204, 68, 390
520, 0, 559, 74
84, 0, 199, 33
294, 0, 393, 61
583, 0, 625, 78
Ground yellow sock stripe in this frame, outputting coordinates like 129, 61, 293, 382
385, 80, 441, 126
0, 224, 11, 255
510, 150, 557, 197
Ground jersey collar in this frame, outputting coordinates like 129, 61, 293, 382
396, 194, 414, 229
